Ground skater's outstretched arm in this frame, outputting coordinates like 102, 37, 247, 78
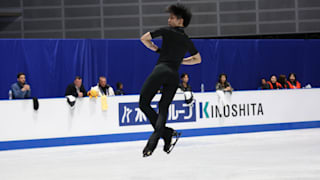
182, 53, 201, 65
140, 32, 159, 52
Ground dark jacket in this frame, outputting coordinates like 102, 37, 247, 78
65, 83, 87, 97
11, 82, 31, 99
178, 83, 192, 92
115, 89, 125, 95
216, 82, 233, 92
279, 82, 289, 89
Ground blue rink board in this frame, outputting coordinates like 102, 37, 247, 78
0, 120, 320, 151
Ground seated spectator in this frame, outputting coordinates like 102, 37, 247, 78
115, 82, 125, 95
65, 76, 87, 97
177, 73, 192, 93
177, 73, 194, 105
278, 75, 289, 89
216, 73, 232, 106
10, 72, 31, 99
267, 75, 282, 89
216, 73, 233, 92
287, 73, 301, 89
258, 78, 269, 90
90, 76, 114, 96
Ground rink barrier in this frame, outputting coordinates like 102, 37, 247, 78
0, 120, 319, 151
1, 89, 320, 151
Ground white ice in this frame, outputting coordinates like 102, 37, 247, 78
0, 129, 320, 180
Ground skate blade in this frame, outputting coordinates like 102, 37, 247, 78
166, 132, 181, 154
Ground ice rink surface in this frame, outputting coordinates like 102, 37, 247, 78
0, 129, 319, 180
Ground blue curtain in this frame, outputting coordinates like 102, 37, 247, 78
0, 39, 319, 99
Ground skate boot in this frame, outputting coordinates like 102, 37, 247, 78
163, 130, 181, 154
142, 146, 153, 157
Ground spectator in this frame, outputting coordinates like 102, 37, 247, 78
287, 73, 301, 89
115, 82, 125, 95
65, 76, 87, 97
267, 75, 282, 89
176, 73, 194, 105
278, 75, 289, 89
177, 73, 192, 93
10, 72, 31, 99
216, 73, 232, 106
258, 78, 269, 90
216, 73, 233, 92
90, 76, 114, 96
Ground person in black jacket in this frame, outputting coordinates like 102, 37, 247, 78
177, 73, 192, 92
216, 73, 233, 92
65, 76, 87, 97
115, 82, 125, 95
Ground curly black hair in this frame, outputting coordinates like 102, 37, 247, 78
166, 3, 192, 27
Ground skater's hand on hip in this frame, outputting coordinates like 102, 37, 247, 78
140, 32, 159, 52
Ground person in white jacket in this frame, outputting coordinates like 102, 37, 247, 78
90, 76, 114, 96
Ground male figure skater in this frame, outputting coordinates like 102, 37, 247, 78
139, 3, 202, 157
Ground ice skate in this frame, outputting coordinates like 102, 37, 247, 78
163, 130, 181, 154
142, 146, 153, 157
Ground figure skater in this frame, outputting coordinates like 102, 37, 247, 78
139, 3, 202, 157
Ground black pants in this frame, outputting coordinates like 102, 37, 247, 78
139, 63, 179, 151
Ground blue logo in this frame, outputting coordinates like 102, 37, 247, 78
119, 100, 196, 126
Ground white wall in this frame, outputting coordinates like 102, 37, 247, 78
0, 89, 319, 142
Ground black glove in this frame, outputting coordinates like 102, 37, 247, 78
33, 97, 39, 110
